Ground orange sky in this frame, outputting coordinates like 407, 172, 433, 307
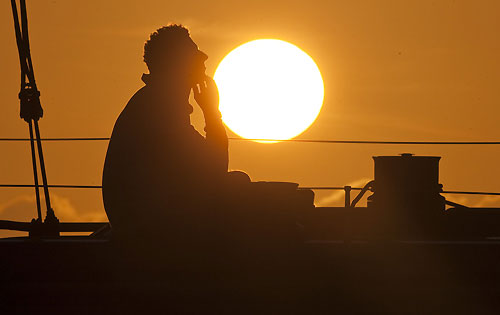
1, 1, 500, 236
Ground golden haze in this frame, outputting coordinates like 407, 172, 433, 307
1, 1, 500, 237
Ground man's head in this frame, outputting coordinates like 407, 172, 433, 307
144, 24, 207, 84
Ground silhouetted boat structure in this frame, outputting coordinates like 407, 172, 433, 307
2, 1, 500, 313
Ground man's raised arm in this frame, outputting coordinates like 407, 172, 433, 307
193, 76, 228, 172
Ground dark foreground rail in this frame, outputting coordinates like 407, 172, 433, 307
1, 237, 500, 313
0, 220, 108, 232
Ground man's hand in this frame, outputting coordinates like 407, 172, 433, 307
193, 76, 221, 118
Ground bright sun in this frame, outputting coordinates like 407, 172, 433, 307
214, 39, 324, 142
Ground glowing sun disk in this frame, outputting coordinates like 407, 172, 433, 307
214, 39, 324, 142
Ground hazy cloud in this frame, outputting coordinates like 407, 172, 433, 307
473, 195, 500, 208
0, 193, 107, 238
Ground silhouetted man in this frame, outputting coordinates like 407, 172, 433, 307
102, 25, 233, 242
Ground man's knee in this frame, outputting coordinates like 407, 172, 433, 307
227, 170, 251, 185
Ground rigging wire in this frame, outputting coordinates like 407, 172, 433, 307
1, 137, 500, 145
0, 184, 102, 189
1, 184, 500, 196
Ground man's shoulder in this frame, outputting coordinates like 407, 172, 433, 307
119, 85, 155, 118
126, 85, 151, 107
110, 86, 150, 136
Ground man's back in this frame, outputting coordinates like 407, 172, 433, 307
102, 82, 228, 238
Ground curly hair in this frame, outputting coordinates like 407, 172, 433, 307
143, 24, 191, 72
